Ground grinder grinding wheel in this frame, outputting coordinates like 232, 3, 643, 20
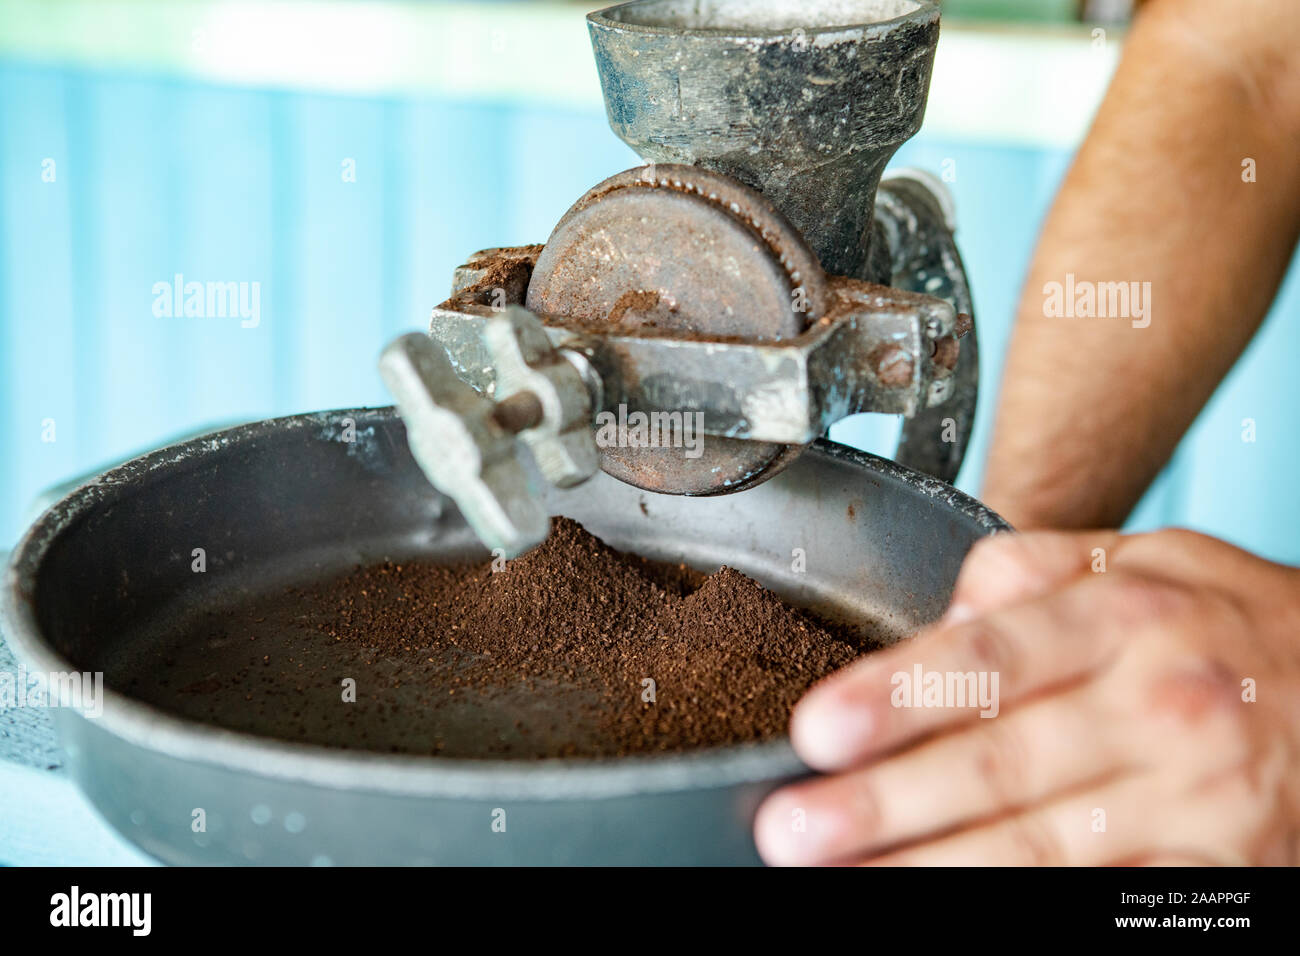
527, 166, 828, 495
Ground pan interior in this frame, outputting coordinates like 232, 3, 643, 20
94, 553, 623, 759
75, 522, 882, 761
27, 409, 981, 761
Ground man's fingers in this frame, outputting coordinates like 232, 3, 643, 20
859, 775, 1157, 866
791, 571, 1152, 770
857, 769, 1259, 867
757, 682, 1128, 866
1126, 855, 1215, 866
944, 530, 1122, 624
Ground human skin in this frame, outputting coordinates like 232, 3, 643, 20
755, 0, 1300, 865
983, 0, 1300, 531
756, 530, 1300, 865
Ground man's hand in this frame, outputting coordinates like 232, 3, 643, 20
755, 530, 1300, 865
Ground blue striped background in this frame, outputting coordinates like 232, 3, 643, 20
3, 59, 1297, 562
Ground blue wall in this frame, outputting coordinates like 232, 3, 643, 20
3, 60, 1298, 562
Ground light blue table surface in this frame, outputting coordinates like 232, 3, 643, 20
0, 607, 155, 865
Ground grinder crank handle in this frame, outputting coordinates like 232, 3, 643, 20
380, 309, 601, 558
379, 332, 550, 558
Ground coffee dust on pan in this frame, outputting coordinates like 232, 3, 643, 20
306, 518, 873, 757
139, 518, 877, 760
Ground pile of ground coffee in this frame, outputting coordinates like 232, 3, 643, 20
304, 517, 870, 757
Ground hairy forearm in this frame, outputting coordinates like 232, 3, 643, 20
982, 0, 1300, 530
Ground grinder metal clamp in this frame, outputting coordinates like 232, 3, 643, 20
380, 0, 977, 556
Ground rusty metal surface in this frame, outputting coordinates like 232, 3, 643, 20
587, 0, 940, 280
396, 0, 978, 514
450, 244, 542, 305
527, 164, 829, 495
432, 250, 960, 443
580, 0, 976, 488
528, 164, 829, 333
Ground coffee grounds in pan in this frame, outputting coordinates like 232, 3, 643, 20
303, 517, 872, 757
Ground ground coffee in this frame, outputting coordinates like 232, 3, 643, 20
305, 517, 872, 757
130, 517, 874, 759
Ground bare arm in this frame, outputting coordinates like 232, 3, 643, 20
982, 0, 1300, 530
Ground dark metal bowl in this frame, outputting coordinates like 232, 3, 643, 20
3, 407, 1005, 865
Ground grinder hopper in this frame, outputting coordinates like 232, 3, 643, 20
588, 0, 940, 281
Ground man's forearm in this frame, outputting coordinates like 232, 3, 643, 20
982, 0, 1300, 530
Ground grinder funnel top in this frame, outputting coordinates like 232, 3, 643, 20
589, 0, 936, 36
587, 0, 941, 279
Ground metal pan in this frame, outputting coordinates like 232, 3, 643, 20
3, 407, 1007, 865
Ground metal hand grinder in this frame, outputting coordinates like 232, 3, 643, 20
380, 0, 976, 556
